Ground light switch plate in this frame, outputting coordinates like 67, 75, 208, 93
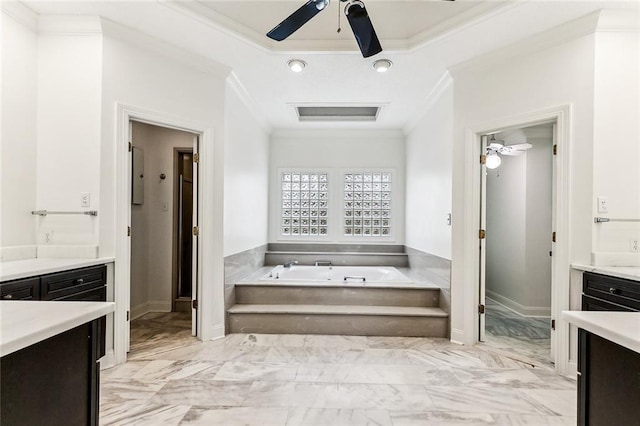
80, 192, 91, 207
597, 196, 608, 214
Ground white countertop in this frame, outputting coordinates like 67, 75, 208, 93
562, 311, 640, 353
0, 301, 115, 357
571, 263, 640, 282
0, 257, 114, 282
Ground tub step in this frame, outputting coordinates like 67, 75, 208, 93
228, 304, 448, 337
235, 284, 440, 308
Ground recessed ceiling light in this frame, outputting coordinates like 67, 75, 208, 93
373, 59, 393, 73
287, 59, 306, 73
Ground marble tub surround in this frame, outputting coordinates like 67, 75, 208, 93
224, 244, 268, 322
265, 243, 409, 268
101, 313, 576, 425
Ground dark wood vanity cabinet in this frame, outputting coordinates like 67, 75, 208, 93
1, 265, 106, 302
1, 318, 104, 426
579, 272, 640, 425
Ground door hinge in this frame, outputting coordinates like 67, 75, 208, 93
479, 229, 486, 239
552, 231, 556, 243
551, 319, 556, 330
193, 153, 199, 163
478, 304, 485, 314
553, 144, 557, 156
128, 142, 132, 152
480, 154, 486, 165
127, 226, 131, 237
126, 310, 130, 321
193, 226, 199, 236
192, 299, 198, 310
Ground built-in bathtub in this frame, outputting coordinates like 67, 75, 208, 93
260, 265, 415, 286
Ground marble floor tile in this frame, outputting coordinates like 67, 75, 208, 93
286, 408, 392, 425
131, 360, 222, 381
100, 312, 576, 425
100, 379, 166, 406
452, 368, 544, 388
296, 363, 461, 386
425, 386, 550, 415
180, 406, 289, 426
515, 389, 577, 417
100, 401, 190, 426
389, 410, 496, 425
244, 381, 435, 411
213, 361, 298, 382
150, 380, 253, 407
492, 414, 577, 425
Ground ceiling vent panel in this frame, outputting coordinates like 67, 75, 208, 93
296, 106, 380, 122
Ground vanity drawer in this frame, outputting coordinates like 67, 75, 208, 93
583, 272, 640, 311
582, 294, 638, 312
41, 265, 107, 301
0, 277, 40, 301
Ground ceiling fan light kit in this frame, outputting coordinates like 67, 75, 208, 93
485, 152, 502, 170
287, 59, 307, 72
267, 0, 383, 58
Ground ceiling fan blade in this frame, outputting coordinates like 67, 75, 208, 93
500, 143, 533, 156
344, 1, 382, 58
267, 0, 329, 41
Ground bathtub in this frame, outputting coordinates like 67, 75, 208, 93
261, 265, 413, 284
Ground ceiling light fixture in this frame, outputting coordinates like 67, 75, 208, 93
287, 59, 306, 73
373, 59, 393, 73
485, 151, 502, 169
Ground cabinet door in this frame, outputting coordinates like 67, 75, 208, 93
0, 277, 40, 300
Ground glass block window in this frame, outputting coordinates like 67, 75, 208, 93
344, 172, 391, 237
281, 172, 329, 237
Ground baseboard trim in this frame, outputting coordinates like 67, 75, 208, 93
100, 350, 116, 369
204, 324, 225, 341
486, 291, 551, 318
450, 328, 465, 345
131, 300, 172, 320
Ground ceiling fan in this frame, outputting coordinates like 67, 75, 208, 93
485, 135, 532, 169
266, 0, 382, 58
487, 138, 533, 157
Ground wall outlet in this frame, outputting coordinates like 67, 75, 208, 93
597, 196, 608, 214
631, 239, 640, 253
45, 231, 54, 244
80, 192, 91, 208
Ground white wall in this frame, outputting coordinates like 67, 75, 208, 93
99, 23, 229, 340
404, 81, 453, 259
592, 16, 640, 253
450, 28, 597, 345
130, 122, 194, 316
223, 79, 270, 257
36, 17, 103, 247
269, 130, 406, 244
1, 10, 38, 248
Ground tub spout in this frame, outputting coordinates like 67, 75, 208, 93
283, 260, 298, 268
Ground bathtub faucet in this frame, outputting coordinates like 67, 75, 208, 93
283, 260, 298, 268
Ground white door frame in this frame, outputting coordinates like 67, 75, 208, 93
461, 104, 572, 375
114, 103, 215, 365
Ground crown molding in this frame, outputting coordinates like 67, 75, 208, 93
2, 1, 38, 31
38, 15, 102, 36
448, 10, 602, 77
99, 18, 231, 79
226, 72, 271, 133
403, 71, 453, 135
596, 8, 640, 32
271, 128, 404, 140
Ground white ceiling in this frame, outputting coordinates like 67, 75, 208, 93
22, 0, 640, 131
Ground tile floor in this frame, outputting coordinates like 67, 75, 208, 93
100, 312, 576, 425
483, 299, 552, 368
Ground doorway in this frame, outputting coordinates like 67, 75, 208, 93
479, 122, 556, 366
128, 121, 199, 357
